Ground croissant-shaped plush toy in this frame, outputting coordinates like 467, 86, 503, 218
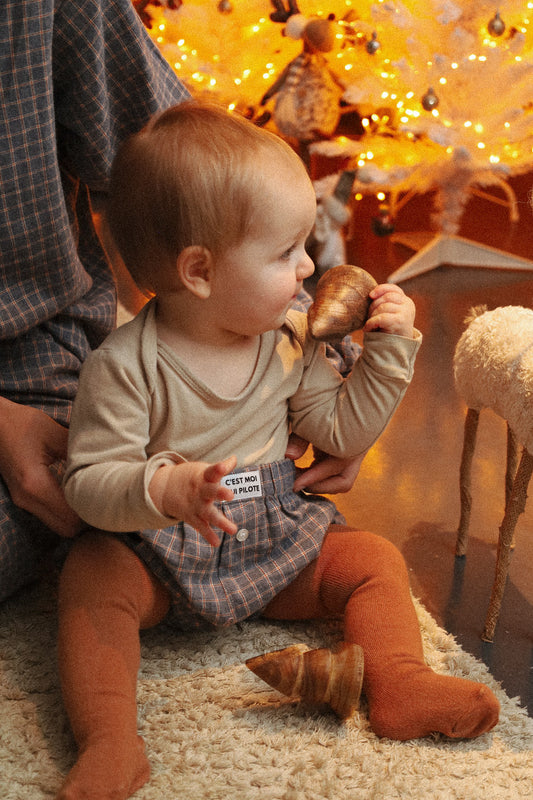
308, 264, 377, 342
246, 641, 364, 719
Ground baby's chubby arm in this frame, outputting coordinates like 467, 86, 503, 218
148, 454, 238, 546
363, 284, 416, 337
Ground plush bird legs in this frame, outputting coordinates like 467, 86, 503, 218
56, 532, 170, 800
261, 525, 500, 740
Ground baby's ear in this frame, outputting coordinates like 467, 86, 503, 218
176, 245, 214, 298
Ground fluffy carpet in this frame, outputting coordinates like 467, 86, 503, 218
1, 576, 532, 800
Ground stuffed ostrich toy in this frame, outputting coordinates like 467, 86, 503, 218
453, 304, 533, 642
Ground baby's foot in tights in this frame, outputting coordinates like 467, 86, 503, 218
367, 668, 500, 741
55, 735, 150, 800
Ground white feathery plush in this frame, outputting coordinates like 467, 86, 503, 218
453, 304, 533, 642
454, 305, 533, 452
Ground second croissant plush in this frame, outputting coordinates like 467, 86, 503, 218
246, 641, 364, 719
308, 264, 377, 342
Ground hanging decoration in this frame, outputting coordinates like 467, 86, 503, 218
371, 203, 395, 237
488, 10, 506, 36
421, 87, 439, 112
310, 170, 357, 271
258, 2, 346, 144
365, 31, 381, 55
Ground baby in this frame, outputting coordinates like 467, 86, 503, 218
56, 102, 499, 800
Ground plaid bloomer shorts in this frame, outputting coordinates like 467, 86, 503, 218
125, 459, 344, 631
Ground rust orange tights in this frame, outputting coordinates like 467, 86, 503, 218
56, 526, 499, 799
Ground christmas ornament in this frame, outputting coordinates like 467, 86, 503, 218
260, 0, 345, 142
488, 11, 506, 37
371, 204, 395, 237
365, 31, 380, 55
311, 170, 357, 272
421, 87, 439, 111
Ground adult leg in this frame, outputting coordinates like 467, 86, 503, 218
56, 531, 170, 800
264, 525, 499, 740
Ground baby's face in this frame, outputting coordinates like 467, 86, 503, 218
210, 160, 316, 337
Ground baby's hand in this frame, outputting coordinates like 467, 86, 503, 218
149, 455, 238, 546
363, 284, 416, 338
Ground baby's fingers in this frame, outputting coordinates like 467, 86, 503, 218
204, 455, 238, 484
196, 507, 238, 546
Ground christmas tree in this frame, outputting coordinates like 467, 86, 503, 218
139, 1, 533, 236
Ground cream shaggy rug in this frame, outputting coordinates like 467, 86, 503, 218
1, 576, 532, 800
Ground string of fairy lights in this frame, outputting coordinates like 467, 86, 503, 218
143, 1, 533, 231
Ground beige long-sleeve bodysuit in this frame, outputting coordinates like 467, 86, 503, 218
64, 300, 421, 628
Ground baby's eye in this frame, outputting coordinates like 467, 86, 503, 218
280, 244, 296, 260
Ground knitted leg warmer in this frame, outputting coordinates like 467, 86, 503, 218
264, 525, 499, 740
56, 532, 170, 800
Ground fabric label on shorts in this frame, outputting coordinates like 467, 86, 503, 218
221, 470, 263, 499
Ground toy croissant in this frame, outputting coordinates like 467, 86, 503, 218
308, 264, 377, 342
246, 641, 364, 719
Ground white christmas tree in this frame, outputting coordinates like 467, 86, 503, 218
140, 0, 533, 254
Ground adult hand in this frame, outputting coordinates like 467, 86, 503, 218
285, 434, 365, 495
0, 397, 81, 537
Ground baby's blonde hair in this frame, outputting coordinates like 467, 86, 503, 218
107, 101, 305, 295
